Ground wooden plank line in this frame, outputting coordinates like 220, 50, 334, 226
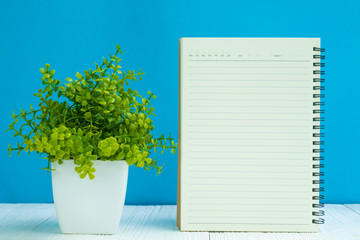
1, 204, 360, 240
344, 204, 360, 215
31, 214, 55, 231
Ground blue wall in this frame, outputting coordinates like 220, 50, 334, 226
0, 0, 359, 204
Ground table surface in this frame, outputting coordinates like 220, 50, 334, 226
0, 204, 359, 240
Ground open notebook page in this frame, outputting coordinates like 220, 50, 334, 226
178, 38, 321, 232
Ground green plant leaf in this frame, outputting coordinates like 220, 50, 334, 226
6, 44, 177, 180
76, 72, 83, 79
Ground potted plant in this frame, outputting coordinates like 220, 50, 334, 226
6, 45, 177, 234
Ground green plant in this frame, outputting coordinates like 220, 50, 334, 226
6, 45, 177, 179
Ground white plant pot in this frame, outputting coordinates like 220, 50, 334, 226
51, 160, 128, 234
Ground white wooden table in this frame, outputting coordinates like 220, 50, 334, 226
0, 204, 359, 240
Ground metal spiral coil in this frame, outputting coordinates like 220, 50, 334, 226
313, 62, 325, 67
313, 86, 325, 90
313, 195, 325, 200
313, 78, 325, 82
313, 47, 325, 52
313, 109, 325, 114
313, 149, 324, 153
313, 125, 325, 130
313, 172, 324, 177
313, 94, 325, 99
313, 55, 325, 59
313, 203, 325, 208
313, 164, 325, 168
312, 46, 325, 224
313, 117, 325, 121
313, 219, 325, 224
313, 102, 325, 106
313, 70, 325, 75
313, 210, 325, 216
313, 180, 325, 184
312, 187, 325, 192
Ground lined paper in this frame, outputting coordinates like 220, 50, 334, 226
179, 38, 321, 232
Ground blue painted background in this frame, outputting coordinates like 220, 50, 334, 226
0, 0, 359, 204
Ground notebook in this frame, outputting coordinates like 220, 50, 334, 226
177, 38, 325, 232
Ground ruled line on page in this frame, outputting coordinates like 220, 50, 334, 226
189, 183, 308, 186
188, 152, 309, 154
189, 92, 310, 95
188, 209, 308, 211
188, 60, 311, 62
188, 124, 310, 127
188, 216, 309, 219
189, 66, 310, 69
188, 131, 310, 134
187, 190, 309, 193
188, 170, 309, 173
190, 86, 308, 89
189, 144, 309, 147
189, 105, 310, 108
188, 197, 308, 200
188, 163, 310, 167
189, 203, 308, 206
188, 162, 310, 166
191, 73, 310, 75
186, 158, 307, 161
190, 163, 308, 167
187, 223, 310, 225
188, 163, 309, 167
189, 79, 311, 83
188, 137, 309, 140
188, 112, 310, 114
188, 99, 309, 102
188, 118, 309, 121
189, 176, 309, 181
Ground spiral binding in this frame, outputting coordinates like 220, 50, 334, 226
312, 47, 325, 225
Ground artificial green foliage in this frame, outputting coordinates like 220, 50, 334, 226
6, 45, 177, 179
